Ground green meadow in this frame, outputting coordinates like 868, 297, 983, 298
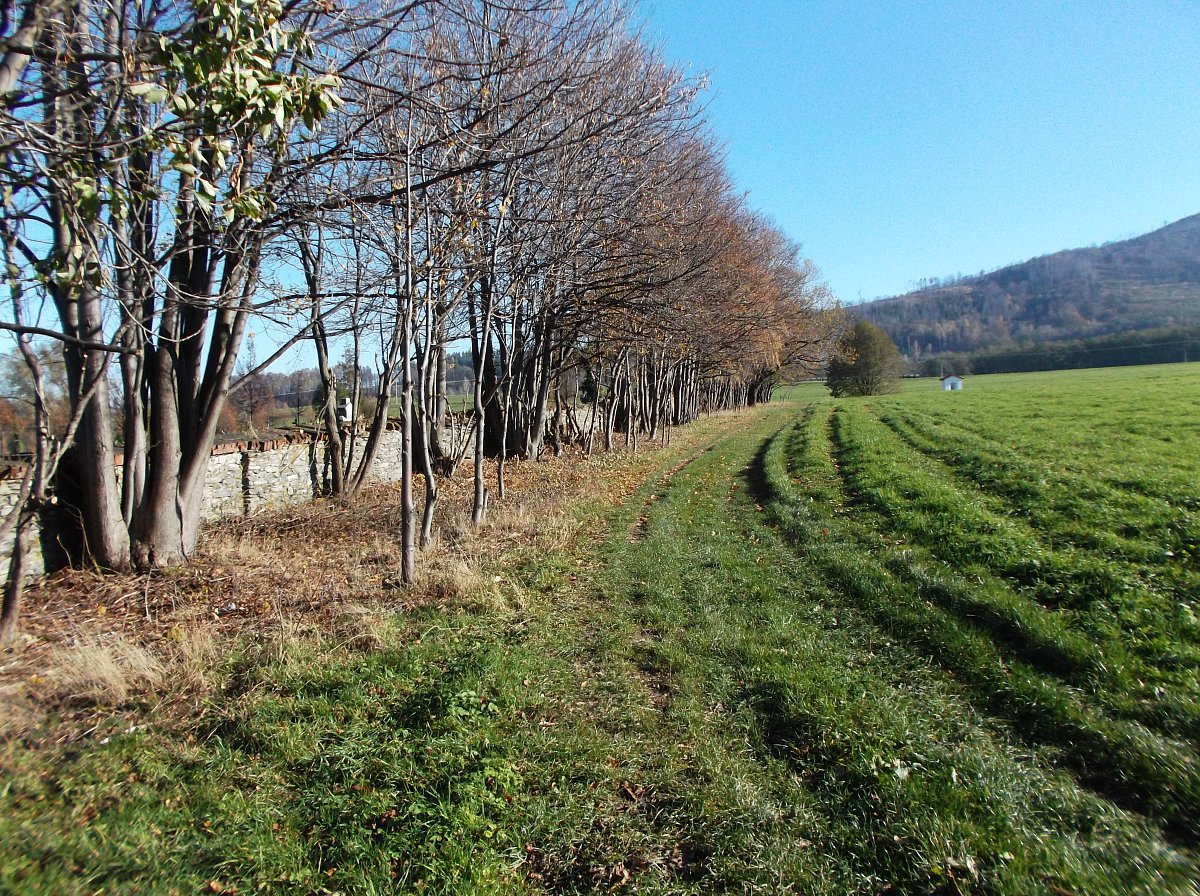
2, 364, 1198, 894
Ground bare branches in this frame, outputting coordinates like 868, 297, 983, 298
0, 0, 842, 606
0, 321, 139, 354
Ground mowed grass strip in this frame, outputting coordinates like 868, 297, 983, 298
764, 398, 1200, 843
876, 405, 1198, 572
596, 403, 1197, 893
828, 402, 1200, 741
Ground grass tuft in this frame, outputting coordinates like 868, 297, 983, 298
47, 631, 165, 706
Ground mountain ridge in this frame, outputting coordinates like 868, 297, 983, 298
856, 214, 1200, 357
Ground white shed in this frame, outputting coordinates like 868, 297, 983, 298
941, 375, 964, 391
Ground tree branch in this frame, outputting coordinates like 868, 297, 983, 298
0, 321, 139, 354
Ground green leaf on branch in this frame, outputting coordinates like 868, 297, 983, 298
129, 82, 170, 104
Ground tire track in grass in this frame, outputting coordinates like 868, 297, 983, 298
834, 405, 1162, 619
629, 444, 720, 544
602, 403, 1199, 893
624, 414, 1009, 892
912, 394, 1200, 515
834, 404, 1200, 742
621, 414, 766, 717
880, 405, 1200, 579
624, 411, 769, 547
762, 404, 1200, 844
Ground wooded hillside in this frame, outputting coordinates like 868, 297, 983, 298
858, 214, 1200, 357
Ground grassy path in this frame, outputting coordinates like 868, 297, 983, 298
1, 397, 1197, 894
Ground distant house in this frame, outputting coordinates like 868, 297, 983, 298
941, 375, 964, 391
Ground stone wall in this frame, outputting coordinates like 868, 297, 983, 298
0, 428, 411, 582
0, 469, 43, 580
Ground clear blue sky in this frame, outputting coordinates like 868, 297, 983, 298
638, 0, 1200, 303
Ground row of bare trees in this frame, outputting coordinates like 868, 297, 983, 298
0, 0, 841, 641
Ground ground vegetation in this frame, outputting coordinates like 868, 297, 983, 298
0, 365, 1196, 893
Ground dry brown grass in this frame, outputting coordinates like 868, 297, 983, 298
167, 622, 223, 692
329, 604, 390, 652
414, 552, 488, 605
0, 681, 38, 740
46, 631, 165, 706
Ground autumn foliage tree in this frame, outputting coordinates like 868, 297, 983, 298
826, 320, 905, 397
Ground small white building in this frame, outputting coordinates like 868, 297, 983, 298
941, 375, 964, 391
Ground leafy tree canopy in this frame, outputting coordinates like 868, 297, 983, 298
826, 321, 904, 397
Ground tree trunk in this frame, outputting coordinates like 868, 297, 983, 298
312, 317, 346, 495
130, 362, 188, 568
523, 328, 557, 460
68, 286, 130, 568
586, 356, 602, 457
415, 335, 441, 546
470, 276, 496, 527
400, 307, 416, 583
0, 509, 30, 646
302, 232, 346, 496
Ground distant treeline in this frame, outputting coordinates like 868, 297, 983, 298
913, 326, 1200, 376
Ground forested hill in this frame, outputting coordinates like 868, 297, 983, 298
857, 213, 1200, 356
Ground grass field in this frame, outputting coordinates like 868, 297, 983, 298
1, 364, 1197, 893
766, 367, 1200, 836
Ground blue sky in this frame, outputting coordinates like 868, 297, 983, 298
638, 1, 1200, 303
